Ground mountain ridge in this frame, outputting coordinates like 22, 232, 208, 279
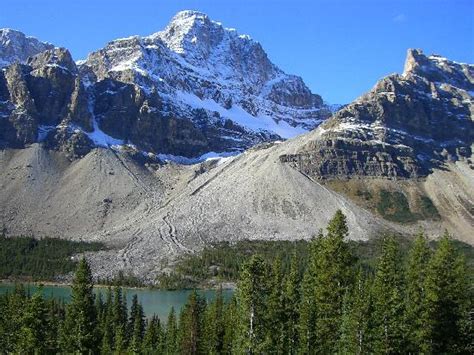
281, 48, 473, 179
0, 11, 331, 160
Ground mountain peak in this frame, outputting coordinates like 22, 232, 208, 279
155, 10, 258, 59
157, 10, 227, 56
403, 48, 474, 90
403, 48, 429, 75
287, 49, 473, 181
26, 47, 77, 73
167, 9, 213, 34
0, 28, 30, 39
63, 12, 330, 156
172, 10, 210, 22
0, 28, 54, 68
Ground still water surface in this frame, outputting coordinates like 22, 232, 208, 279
0, 283, 233, 321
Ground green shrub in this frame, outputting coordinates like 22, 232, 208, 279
376, 190, 417, 223
419, 196, 440, 219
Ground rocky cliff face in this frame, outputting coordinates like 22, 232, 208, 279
0, 47, 95, 158
281, 49, 473, 179
0, 11, 331, 159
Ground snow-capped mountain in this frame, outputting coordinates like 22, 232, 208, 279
281, 49, 474, 179
0, 28, 53, 68
0, 11, 332, 159
78, 10, 331, 154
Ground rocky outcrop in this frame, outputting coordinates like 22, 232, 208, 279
43, 127, 94, 159
26, 48, 78, 126
404, 49, 474, 90
65, 77, 93, 132
3, 63, 39, 146
281, 49, 473, 179
0, 48, 94, 153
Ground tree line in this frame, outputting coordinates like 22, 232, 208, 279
0, 234, 103, 280
0, 210, 472, 354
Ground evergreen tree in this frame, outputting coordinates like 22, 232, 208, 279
60, 257, 98, 353
266, 257, 286, 354
100, 288, 114, 354
282, 252, 301, 354
178, 290, 207, 354
95, 292, 105, 324
94, 292, 105, 350
112, 287, 128, 351
298, 233, 322, 354
203, 286, 225, 354
236, 254, 271, 354
309, 210, 356, 352
129, 294, 145, 353
15, 291, 50, 354
222, 296, 238, 354
422, 232, 472, 353
46, 297, 64, 353
100, 328, 113, 355
337, 269, 373, 354
114, 325, 127, 353
165, 307, 178, 354
405, 231, 431, 352
142, 315, 163, 354
0, 284, 27, 352
371, 237, 406, 354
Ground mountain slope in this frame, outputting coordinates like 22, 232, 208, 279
0, 142, 395, 281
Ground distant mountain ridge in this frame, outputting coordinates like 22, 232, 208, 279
0, 10, 331, 159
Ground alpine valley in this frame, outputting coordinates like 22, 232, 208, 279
0, 10, 472, 281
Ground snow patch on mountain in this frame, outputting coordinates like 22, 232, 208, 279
156, 150, 240, 165
174, 90, 307, 138
86, 119, 124, 147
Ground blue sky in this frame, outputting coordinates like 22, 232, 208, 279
1, 0, 473, 103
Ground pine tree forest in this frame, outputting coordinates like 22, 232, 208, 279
0, 211, 471, 354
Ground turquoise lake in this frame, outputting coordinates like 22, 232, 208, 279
0, 283, 233, 321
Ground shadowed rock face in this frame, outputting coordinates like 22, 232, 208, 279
0, 48, 95, 158
281, 49, 473, 179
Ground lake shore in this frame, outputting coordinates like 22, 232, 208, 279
0, 278, 237, 291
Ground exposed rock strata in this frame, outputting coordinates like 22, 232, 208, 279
280, 49, 473, 179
